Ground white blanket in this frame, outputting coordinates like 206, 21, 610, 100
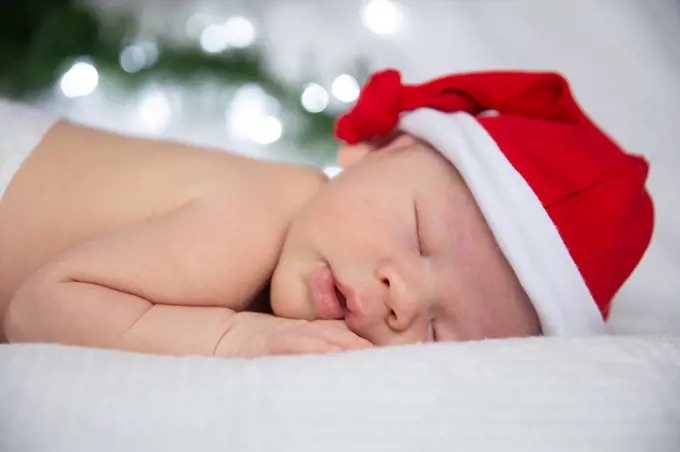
1, 336, 679, 452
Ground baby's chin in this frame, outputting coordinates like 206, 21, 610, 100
269, 264, 315, 320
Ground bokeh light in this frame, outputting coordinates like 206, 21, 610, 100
301, 83, 330, 113
59, 61, 99, 98
361, 0, 404, 36
331, 74, 360, 103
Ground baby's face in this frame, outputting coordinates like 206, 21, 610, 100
271, 134, 540, 346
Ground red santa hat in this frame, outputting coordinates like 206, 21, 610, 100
335, 69, 654, 336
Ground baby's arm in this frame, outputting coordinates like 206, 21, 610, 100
4, 196, 271, 355
4, 196, 369, 356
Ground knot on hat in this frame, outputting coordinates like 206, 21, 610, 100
334, 68, 484, 144
334, 68, 588, 145
335, 69, 404, 144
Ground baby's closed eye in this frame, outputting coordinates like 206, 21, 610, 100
427, 318, 437, 342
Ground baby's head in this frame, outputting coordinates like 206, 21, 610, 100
272, 132, 540, 345
270, 69, 654, 346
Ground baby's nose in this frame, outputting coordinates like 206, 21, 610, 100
375, 264, 420, 332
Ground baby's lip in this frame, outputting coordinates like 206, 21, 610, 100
308, 265, 368, 330
334, 278, 370, 338
334, 278, 363, 318
309, 265, 344, 320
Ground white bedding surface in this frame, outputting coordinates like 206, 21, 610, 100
2, 336, 679, 452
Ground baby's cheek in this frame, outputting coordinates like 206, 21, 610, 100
270, 267, 314, 321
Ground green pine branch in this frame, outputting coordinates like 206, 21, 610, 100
0, 0, 367, 152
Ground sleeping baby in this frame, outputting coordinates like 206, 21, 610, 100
0, 69, 654, 357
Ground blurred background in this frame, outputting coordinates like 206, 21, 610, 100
1, 0, 679, 333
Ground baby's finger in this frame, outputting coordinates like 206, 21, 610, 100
305, 322, 374, 350
311, 319, 353, 330
267, 334, 341, 356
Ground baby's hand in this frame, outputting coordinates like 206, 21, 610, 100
214, 312, 373, 358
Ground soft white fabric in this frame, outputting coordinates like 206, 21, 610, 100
0, 98, 59, 200
399, 110, 604, 336
1, 336, 679, 452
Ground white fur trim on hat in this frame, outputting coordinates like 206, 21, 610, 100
399, 108, 605, 336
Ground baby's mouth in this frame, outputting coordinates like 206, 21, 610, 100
309, 265, 346, 320
309, 264, 368, 332
333, 278, 366, 332
334, 285, 348, 312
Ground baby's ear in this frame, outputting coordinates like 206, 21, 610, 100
337, 143, 373, 168
337, 131, 417, 168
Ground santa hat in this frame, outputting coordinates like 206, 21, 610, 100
335, 69, 654, 336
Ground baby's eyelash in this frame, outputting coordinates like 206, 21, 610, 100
427, 319, 436, 342
414, 202, 424, 255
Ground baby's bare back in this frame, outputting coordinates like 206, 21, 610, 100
0, 121, 325, 340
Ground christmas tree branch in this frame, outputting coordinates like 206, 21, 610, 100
0, 0, 364, 148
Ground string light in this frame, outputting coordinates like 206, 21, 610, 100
137, 89, 172, 133
331, 74, 360, 103
301, 83, 330, 113
252, 116, 283, 145
59, 61, 99, 98
200, 23, 230, 53
227, 84, 283, 145
119, 42, 158, 73
361, 0, 404, 36
185, 13, 214, 39
119, 45, 146, 73
223, 17, 257, 48
200, 16, 256, 53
